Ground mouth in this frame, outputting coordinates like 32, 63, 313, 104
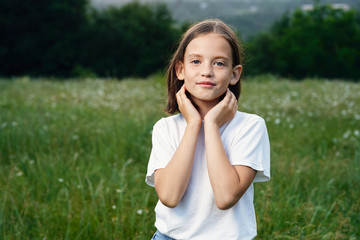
197, 81, 216, 88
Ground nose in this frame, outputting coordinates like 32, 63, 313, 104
201, 62, 213, 77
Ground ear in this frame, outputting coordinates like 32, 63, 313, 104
175, 61, 185, 80
229, 64, 242, 85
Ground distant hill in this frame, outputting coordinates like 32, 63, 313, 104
91, 0, 360, 40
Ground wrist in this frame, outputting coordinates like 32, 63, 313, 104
186, 119, 202, 130
204, 120, 220, 131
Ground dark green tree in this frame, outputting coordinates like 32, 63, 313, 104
0, 0, 178, 78
79, 2, 179, 78
246, 4, 360, 80
0, 0, 90, 77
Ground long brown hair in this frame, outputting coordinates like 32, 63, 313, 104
165, 19, 244, 114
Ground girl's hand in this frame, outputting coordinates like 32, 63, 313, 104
204, 89, 237, 128
176, 85, 202, 126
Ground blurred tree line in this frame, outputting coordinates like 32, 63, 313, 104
0, 0, 178, 78
0, 0, 359, 80
246, 3, 360, 80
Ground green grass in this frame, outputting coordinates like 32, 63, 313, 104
0, 75, 359, 239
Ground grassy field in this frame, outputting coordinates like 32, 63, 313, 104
0, 75, 359, 239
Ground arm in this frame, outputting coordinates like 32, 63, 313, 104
154, 85, 201, 208
204, 90, 256, 210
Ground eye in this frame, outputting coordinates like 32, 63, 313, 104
214, 61, 225, 67
191, 60, 201, 64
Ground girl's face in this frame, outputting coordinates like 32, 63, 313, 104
176, 33, 242, 107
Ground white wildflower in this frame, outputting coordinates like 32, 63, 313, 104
343, 130, 351, 139
347, 101, 354, 108
136, 209, 143, 215
274, 118, 281, 125
98, 90, 104, 96
291, 91, 299, 97
354, 130, 360, 137
58, 178, 64, 183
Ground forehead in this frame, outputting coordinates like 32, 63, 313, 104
185, 33, 232, 59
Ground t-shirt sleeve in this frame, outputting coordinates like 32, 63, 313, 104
227, 117, 270, 182
145, 119, 176, 187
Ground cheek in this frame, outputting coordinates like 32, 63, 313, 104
183, 82, 196, 95
184, 80, 194, 87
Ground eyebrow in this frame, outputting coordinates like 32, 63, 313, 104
187, 54, 202, 58
187, 54, 230, 61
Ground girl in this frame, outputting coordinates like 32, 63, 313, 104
146, 19, 270, 240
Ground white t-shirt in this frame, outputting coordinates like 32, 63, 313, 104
146, 111, 270, 240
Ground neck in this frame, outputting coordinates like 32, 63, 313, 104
194, 99, 219, 120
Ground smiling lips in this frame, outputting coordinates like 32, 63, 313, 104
197, 81, 216, 88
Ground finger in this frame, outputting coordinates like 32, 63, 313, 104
222, 89, 232, 105
177, 84, 185, 95
223, 89, 236, 111
179, 86, 191, 104
230, 92, 238, 111
176, 91, 182, 106
180, 84, 186, 94
177, 85, 185, 101
229, 90, 236, 102
232, 99, 238, 111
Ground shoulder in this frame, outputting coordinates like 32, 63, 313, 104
236, 111, 264, 121
230, 111, 266, 129
153, 113, 185, 129
222, 111, 268, 143
152, 114, 187, 137
151, 114, 187, 150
